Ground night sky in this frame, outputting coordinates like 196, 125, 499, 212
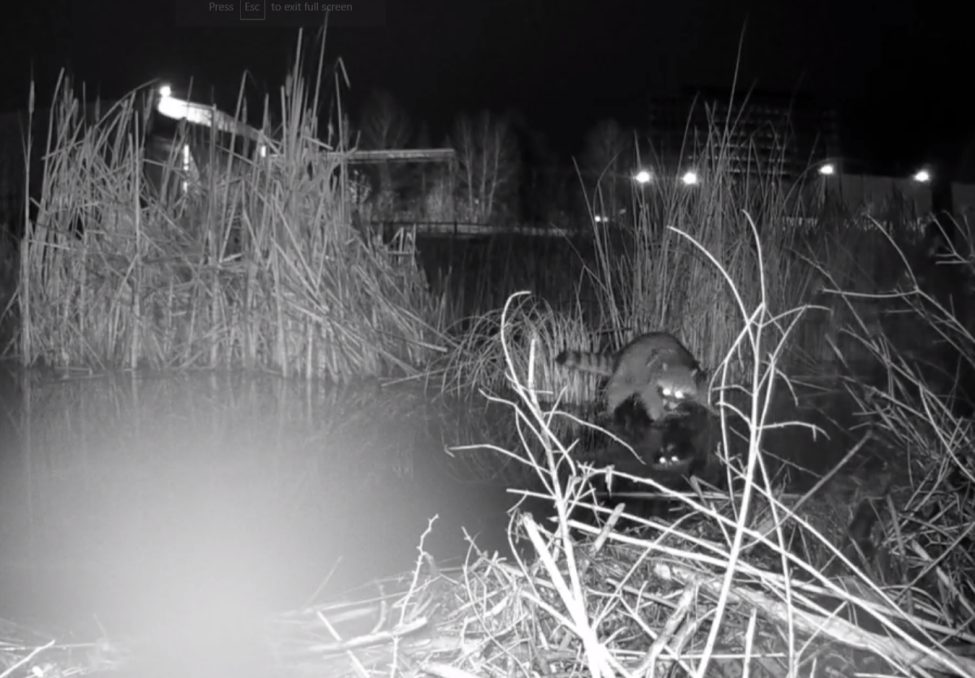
1, 0, 971, 175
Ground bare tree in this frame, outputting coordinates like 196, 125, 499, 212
520, 129, 564, 224
358, 90, 414, 213
359, 89, 413, 151
450, 111, 521, 223
580, 118, 633, 226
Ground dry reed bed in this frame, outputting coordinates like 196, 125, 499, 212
263, 233, 972, 677
4, 265, 975, 678
436, 136, 951, 499
14, 34, 441, 381
4, 215, 975, 676
435, 118, 906, 429
293, 222, 973, 677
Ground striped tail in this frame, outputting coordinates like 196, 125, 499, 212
555, 349, 615, 378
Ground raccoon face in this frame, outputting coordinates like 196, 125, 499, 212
655, 452, 683, 467
661, 385, 687, 400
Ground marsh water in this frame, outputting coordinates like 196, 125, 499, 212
0, 357, 897, 670
0, 366, 523, 643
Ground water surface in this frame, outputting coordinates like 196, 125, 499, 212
0, 367, 518, 643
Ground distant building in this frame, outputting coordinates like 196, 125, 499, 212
646, 86, 841, 182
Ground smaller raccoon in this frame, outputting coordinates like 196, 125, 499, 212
612, 397, 717, 474
556, 332, 710, 423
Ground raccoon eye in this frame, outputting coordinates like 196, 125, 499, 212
661, 386, 672, 396
674, 389, 685, 399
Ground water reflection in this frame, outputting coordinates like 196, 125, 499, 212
0, 367, 516, 636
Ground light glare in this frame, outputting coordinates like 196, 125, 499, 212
819, 163, 835, 176
913, 169, 931, 183
681, 171, 699, 186
634, 170, 652, 184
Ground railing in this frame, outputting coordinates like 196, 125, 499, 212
372, 213, 944, 241
371, 221, 580, 239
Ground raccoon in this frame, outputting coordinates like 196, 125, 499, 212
611, 397, 718, 473
556, 332, 710, 423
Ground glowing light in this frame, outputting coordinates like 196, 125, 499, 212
913, 169, 931, 183
159, 84, 173, 100
681, 171, 699, 186
157, 94, 192, 122
180, 144, 192, 193
819, 163, 835, 176
633, 170, 652, 184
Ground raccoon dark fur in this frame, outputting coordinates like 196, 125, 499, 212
578, 398, 721, 526
556, 332, 711, 424
607, 396, 717, 472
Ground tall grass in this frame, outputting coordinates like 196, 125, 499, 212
465, 220, 975, 675
440, 105, 835, 421
582, 106, 823, 380
7, 216, 973, 678
437, 97, 968, 508
14, 33, 442, 381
